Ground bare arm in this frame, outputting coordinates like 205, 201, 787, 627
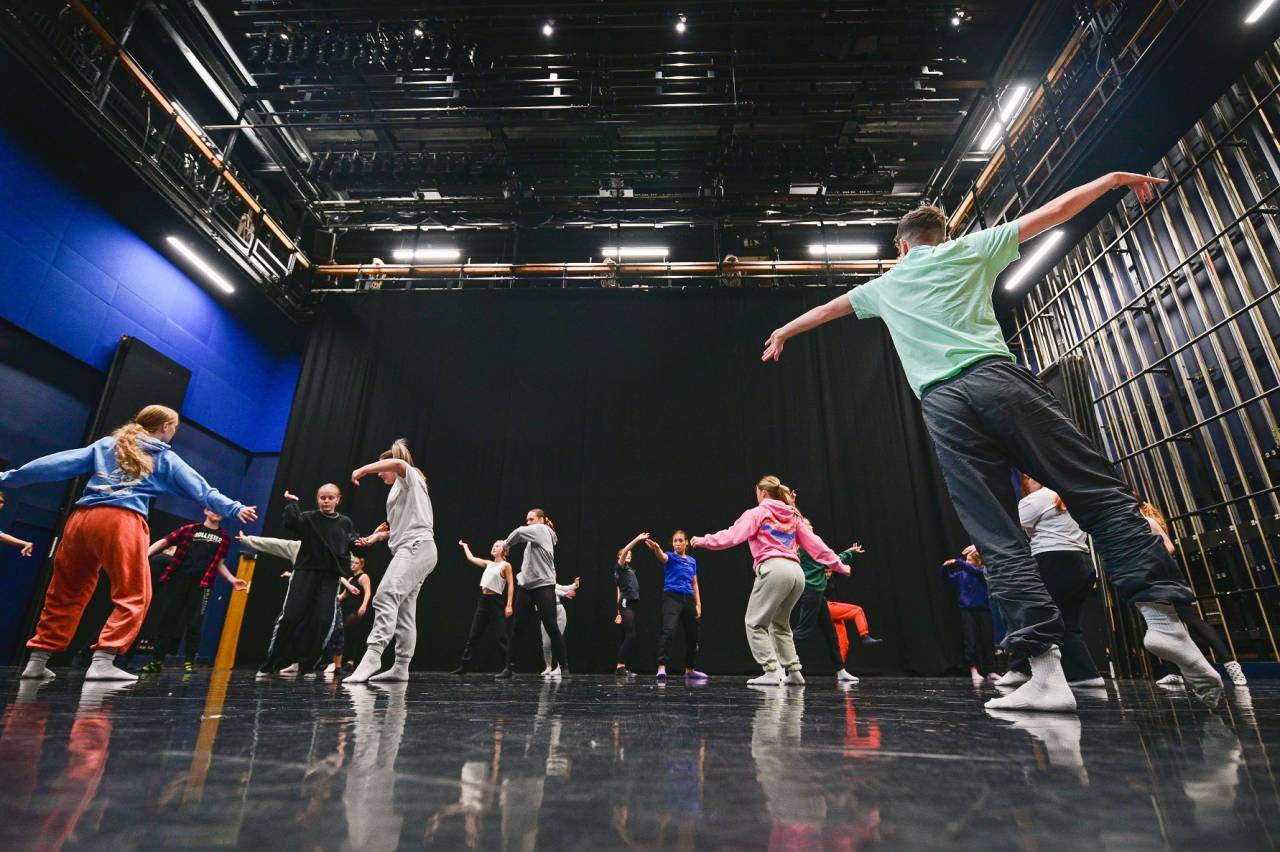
216, 560, 248, 591
1018, 172, 1165, 242
0, 532, 33, 557
762, 292, 855, 362
147, 537, 171, 557
693, 576, 702, 617
643, 537, 669, 564
618, 532, 650, 563
504, 563, 514, 614
351, 458, 409, 486
458, 540, 490, 568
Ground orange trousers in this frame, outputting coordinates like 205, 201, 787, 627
827, 601, 869, 663
28, 507, 151, 654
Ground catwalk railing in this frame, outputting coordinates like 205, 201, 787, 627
1011, 39, 1280, 669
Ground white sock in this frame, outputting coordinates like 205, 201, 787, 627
21, 650, 54, 680
1137, 603, 1223, 700
346, 647, 384, 683
369, 658, 410, 682
984, 647, 1076, 712
85, 649, 138, 682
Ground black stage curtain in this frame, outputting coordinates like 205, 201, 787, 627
241, 289, 970, 675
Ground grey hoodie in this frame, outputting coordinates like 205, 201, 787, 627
504, 523, 557, 589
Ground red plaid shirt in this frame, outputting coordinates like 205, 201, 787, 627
160, 523, 230, 588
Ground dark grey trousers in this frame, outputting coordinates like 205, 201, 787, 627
921, 358, 1190, 658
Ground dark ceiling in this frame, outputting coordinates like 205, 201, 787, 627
114, 0, 1031, 263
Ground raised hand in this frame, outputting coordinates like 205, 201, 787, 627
351, 468, 364, 487
762, 328, 787, 362
850, 542, 866, 554
283, 490, 298, 502
239, 506, 259, 524
1112, 172, 1167, 205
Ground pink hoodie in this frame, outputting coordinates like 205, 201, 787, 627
696, 498, 847, 573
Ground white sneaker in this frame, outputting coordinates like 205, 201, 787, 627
994, 669, 1030, 687
323, 662, 336, 675
280, 663, 299, 675
546, 667, 563, 680
540, 666, 553, 676
1156, 673, 1183, 686
784, 668, 805, 685
1224, 661, 1247, 686
747, 669, 784, 687
836, 669, 859, 684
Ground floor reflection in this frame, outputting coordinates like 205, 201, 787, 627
0, 672, 1276, 849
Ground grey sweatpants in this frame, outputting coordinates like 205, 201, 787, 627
365, 540, 438, 663
744, 557, 807, 671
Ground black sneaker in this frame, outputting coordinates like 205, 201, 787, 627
494, 667, 514, 680
860, 635, 884, 646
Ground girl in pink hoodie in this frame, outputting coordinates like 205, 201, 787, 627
692, 475, 846, 686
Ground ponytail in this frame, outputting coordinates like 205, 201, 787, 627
529, 507, 558, 543
111, 404, 178, 480
380, 438, 427, 485
755, 474, 794, 504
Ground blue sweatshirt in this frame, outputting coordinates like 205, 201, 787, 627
0, 436, 244, 519
943, 559, 989, 610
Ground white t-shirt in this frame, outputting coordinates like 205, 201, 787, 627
386, 466, 434, 552
480, 561, 507, 594
1018, 487, 1089, 555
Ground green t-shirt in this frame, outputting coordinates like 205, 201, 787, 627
846, 221, 1021, 397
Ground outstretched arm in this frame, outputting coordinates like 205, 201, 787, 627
692, 507, 762, 551
458, 540, 489, 568
618, 532, 650, 564
642, 538, 669, 564
761, 293, 854, 362
1018, 172, 1165, 242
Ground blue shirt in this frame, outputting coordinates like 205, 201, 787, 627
0, 436, 244, 519
944, 559, 989, 610
663, 551, 697, 595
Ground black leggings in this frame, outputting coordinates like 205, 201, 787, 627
1175, 603, 1233, 661
616, 599, 639, 667
461, 593, 509, 667
506, 585, 566, 671
1010, 550, 1099, 681
658, 591, 699, 668
153, 577, 206, 661
960, 608, 995, 674
791, 587, 844, 669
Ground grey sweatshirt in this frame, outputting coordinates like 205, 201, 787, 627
504, 523, 557, 589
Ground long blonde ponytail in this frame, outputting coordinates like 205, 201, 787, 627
379, 438, 427, 484
112, 404, 178, 479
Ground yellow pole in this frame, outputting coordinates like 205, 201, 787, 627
213, 553, 256, 670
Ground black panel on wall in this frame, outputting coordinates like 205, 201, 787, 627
244, 291, 972, 676
28, 337, 191, 665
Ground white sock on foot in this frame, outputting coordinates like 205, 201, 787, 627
1224, 661, 1247, 686
994, 669, 1029, 688
346, 648, 383, 683
784, 667, 805, 685
369, 659, 410, 682
1137, 603, 1223, 701
21, 650, 54, 680
85, 650, 138, 682
984, 647, 1076, 712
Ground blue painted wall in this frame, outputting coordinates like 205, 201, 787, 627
0, 130, 300, 453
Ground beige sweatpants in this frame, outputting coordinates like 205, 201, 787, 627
744, 557, 807, 671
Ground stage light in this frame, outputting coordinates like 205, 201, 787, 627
676, 14, 687, 33
1003, 230, 1063, 291
978, 83, 1030, 151
543, 21, 554, 36
601, 246, 669, 258
807, 243, 878, 257
391, 248, 462, 261
279, 32, 289, 41
167, 236, 235, 294
951, 15, 961, 26
1246, 0, 1278, 23
413, 26, 424, 37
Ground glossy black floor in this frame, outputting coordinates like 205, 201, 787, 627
0, 669, 1275, 851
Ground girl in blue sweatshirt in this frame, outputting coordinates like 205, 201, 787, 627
0, 405, 256, 682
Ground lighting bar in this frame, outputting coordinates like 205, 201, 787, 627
601, 246, 669, 258
808, 243, 878, 257
978, 84, 1031, 151
166, 236, 235, 294
1003, 230, 1064, 292
1246, 0, 1278, 23
391, 248, 462, 261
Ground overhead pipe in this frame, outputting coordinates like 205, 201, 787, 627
67, 0, 310, 269
315, 258, 896, 277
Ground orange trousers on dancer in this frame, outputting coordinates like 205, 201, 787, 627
28, 507, 151, 653
827, 601, 869, 663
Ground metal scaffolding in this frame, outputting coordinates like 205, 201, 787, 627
1011, 39, 1280, 672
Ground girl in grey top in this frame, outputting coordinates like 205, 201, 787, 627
496, 508, 569, 679
347, 439, 439, 683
